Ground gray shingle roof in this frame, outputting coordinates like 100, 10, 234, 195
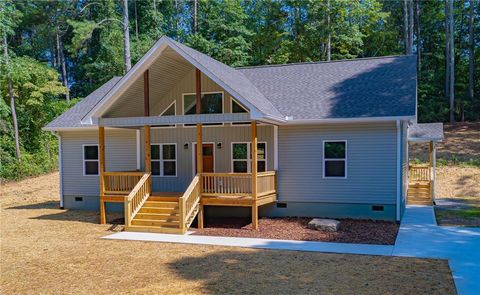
44, 77, 121, 129
45, 39, 417, 130
238, 55, 417, 120
408, 123, 444, 142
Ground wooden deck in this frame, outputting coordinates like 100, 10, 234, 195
408, 165, 433, 205
100, 171, 277, 234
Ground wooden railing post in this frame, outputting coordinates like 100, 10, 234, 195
98, 126, 106, 224
251, 121, 258, 230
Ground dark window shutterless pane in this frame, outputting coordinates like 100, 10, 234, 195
184, 93, 222, 115
324, 142, 346, 159
84, 146, 98, 160
151, 145, 160, 160
85, 161, 98, 175
162, 145, 176, 160
162, 104, 175, 116
232, 100, 248, 113
151, 161, 160, 175
203, 146, 213, 156
233, 161, 248, 173
233, 143, 247, 159
325, 161, 345, 177
257, 143, 266, 160
257, 161, 266, 172
184, 95, 196, 114
163, 161, 176, 176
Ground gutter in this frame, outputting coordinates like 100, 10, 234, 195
52, 131, 64, 209
285, 115, 415, 125
396, 120, 401, 222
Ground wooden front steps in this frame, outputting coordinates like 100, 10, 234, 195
125, 196, 186, 234
408, 181, 433, 205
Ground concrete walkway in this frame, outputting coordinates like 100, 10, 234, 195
103, 205, 480, 295
393, 206, 480, 295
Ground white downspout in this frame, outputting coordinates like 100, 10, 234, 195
53, 132, 64, 209
396, 120, 401, 222
432, 142, 436, 203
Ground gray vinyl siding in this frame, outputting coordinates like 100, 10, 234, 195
277, 122, 397, 205
60, 129, 137, 196
140, 125, 274, 192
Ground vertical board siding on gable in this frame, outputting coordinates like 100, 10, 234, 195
277, 122, 397, 204
140, 125, 274, 192
60, 129, 137, 196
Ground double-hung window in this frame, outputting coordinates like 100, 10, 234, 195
323, 141, 347, 178
151, 144, 177, 177
83, 145, 99, 176
232, 142, 267, 173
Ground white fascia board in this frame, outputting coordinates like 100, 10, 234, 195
81, 38, 169, 125
284, 115, 415, 125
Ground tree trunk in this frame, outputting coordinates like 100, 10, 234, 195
193, 0, 198, 34
326, 0, 331, 61
445, 0, 450, 98
468, 0, 475, 101
3, 35, 21, 159
56, 29, 69, 101
121, 0, 132, 73
448, 0, 455, 123
415, 0, 421, 70
408, 0, 414, 55
403, 0, 409, 55
134, 0, 139, 40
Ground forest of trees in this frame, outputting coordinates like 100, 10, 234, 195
1, 0, 479, 180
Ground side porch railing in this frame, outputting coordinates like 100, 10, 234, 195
178, 174, 202, 233
103, 171, 145, 195
409, 165, 431, 182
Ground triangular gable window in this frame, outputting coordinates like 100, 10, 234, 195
231, 98, 248, 113
155, 101, 176, 128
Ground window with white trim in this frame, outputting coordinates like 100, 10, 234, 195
155, 101, 176, 128
323, 141, 346, 178
151, 144, 177, 176
231, 142, 267, 173
231, 97, 250, 125
83, 145, 99, 175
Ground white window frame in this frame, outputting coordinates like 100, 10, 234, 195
82, 144, 99, 176
322, 140, 347, 179
182, 91, 225, 127
230, 97, 250, 126
150, 143, 177, 177
230, 141, 268, 173
153, 101, 176, 129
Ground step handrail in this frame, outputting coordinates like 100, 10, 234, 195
178, 174, 201, 234
124, 173, 151, 227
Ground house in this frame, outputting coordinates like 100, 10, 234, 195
45, 36, 440, 234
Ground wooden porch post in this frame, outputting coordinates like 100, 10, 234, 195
251, 120, 258, 230
98, 126, 106, 224
143, 69, 151, 192
429, 141, 435, 201
195, 68, 204, 229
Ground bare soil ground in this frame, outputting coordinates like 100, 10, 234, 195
410, 122, 480, 162
1, 173, 456, 294
194, 217, 399, 245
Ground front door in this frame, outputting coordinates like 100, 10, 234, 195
195, 143, 214, 173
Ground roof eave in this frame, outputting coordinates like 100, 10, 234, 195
284, 115, 415, 125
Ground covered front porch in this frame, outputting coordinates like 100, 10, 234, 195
97, 118, 277, 234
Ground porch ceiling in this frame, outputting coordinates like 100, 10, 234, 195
103, 48, 193, 118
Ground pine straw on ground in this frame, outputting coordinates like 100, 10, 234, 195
1, 173, 456, 295
194, 217, 399, 245
436, 166, 480, 199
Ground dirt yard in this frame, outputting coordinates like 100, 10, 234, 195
1, 173, 456, 294
410, 122, 480, 162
